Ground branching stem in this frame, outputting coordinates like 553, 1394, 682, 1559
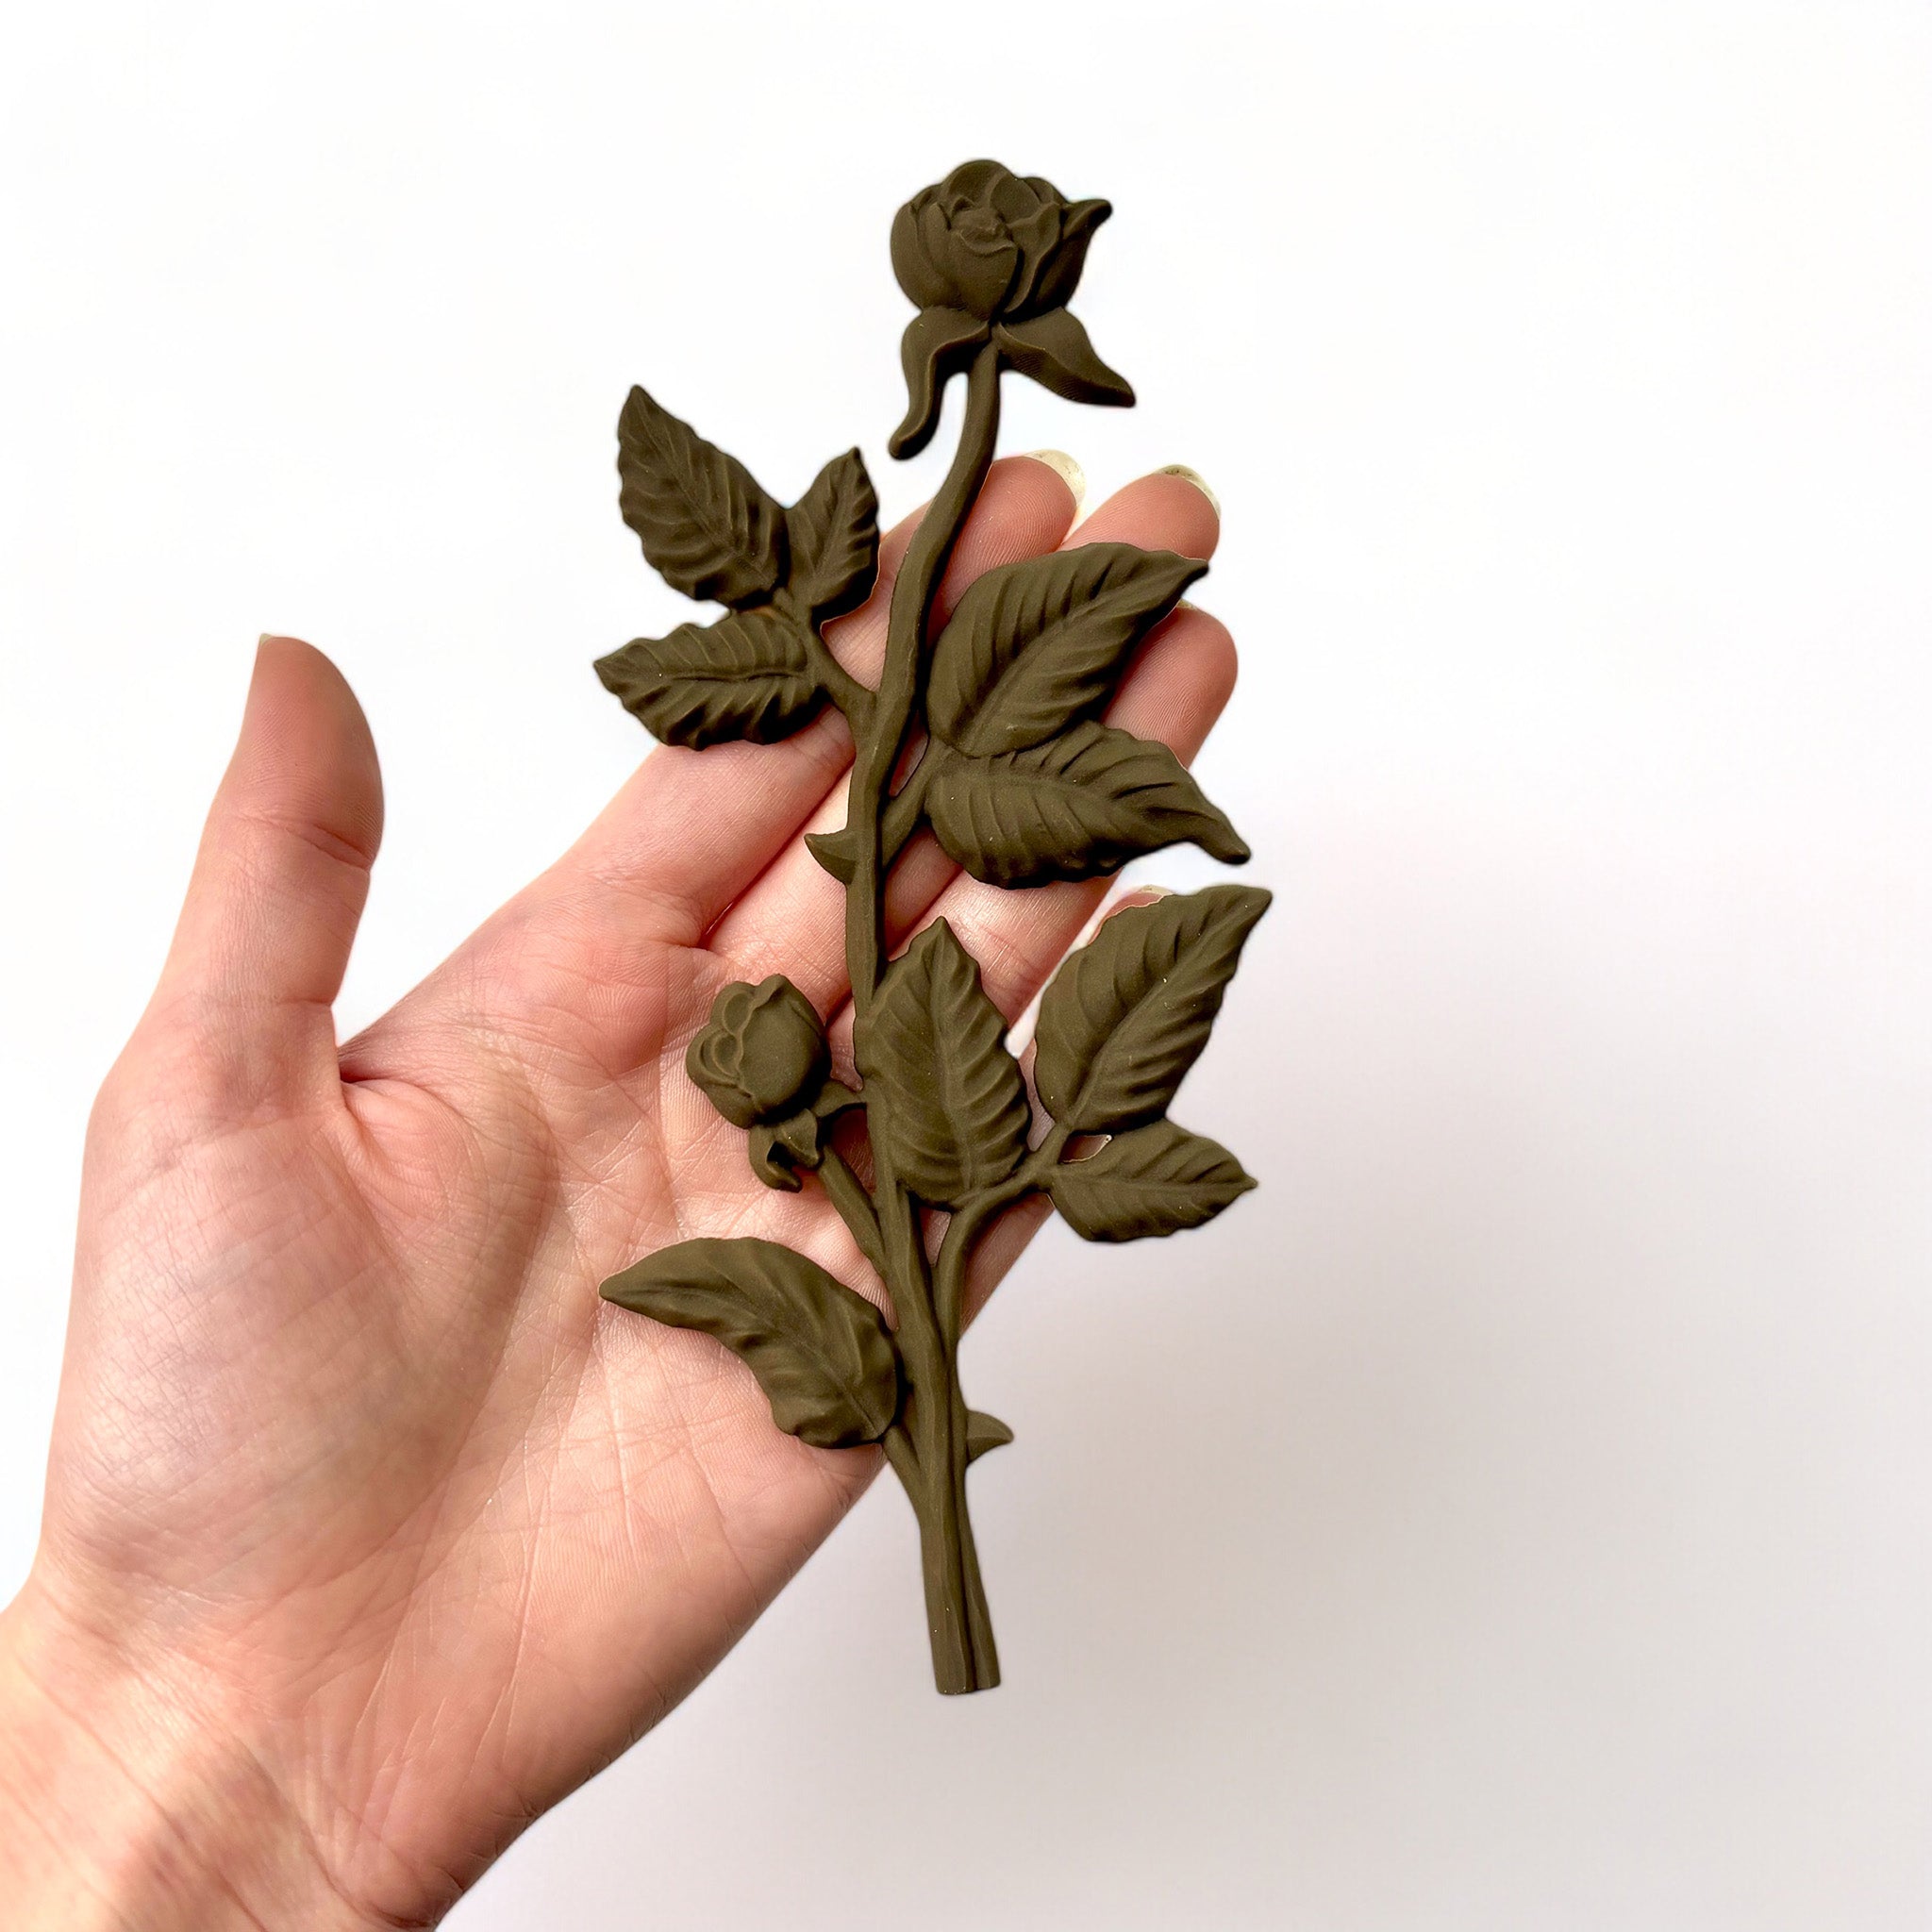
879, 742, 950, 868
814, 1145, 886, 1277
934, 1123, 1073, 1347
780, 587, 874, 729
846, 341, 1005, 1693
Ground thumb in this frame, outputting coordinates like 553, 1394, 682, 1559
148, 635, 383, 1113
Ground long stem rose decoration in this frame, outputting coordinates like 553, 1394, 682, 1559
593, 160, 1269, 1693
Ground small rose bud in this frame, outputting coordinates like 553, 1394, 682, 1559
686, 975, 828, 1130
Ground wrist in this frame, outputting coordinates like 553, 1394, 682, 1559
0, 1574, 379, 1932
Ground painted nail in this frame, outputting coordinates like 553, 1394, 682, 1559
1113, 882, 1176, 910
1082, 882, 1175, 944
1156, 464, 1220, 517
1024, 448, 1086, 508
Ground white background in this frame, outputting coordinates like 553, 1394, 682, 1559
3, 3, 1929, 1926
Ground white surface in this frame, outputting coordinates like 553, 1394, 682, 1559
3, 4, 1929, 1925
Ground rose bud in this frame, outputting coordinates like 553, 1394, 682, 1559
686, 975, 829, 1130
887, 158, 1134, 459
891, 158, 1111, 326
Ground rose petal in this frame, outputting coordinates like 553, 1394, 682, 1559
740, 976, 828, 1116
891, 195, 956, 312
1002, 201, 1068, 316
1024, 198, 1111, 317
944, 224, 1019, 318
690, 1031, 759, 1127
941, 158, 1008, 204
989, 166, 1048, 224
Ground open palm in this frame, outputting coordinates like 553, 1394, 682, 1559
4, 456, 1232, 1927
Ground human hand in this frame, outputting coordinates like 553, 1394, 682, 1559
0, 455, 1233, 1928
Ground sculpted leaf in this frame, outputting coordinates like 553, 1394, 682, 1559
924, 720, 1250, 888
926, 543, 1206, 757
788, 448, 880, 621
993, 308, 1135, 408
1047, 1120, 1255, 1241
855, 920, 1029, 1208
595, 607, 820, 748
889, 305, 992, 459
1034, 884, 1271, 1133
618, 385, 788, 607
601, 1237, 898, 1448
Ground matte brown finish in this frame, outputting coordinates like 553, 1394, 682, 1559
687, 975, 829, 1131
1032, 884, 1271, 1132
924, 720, 1249, 887
593, 162, 1270, 1693
924, 544, 1205, 756
857, 919, 1031, 1210
602, 1238, 899, 1449
596, 408, 879, 748
887, 159, 1133, 458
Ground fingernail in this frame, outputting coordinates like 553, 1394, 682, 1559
1157, 464, 1220, 517
1024, 449, 1086, 508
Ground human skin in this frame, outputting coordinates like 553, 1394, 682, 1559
0, 455, 1233, 1928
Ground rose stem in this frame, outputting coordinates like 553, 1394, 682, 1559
930, 1124, 1073, 1673
814, 1143, 886, 1277
853, 341, 1003, 1693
